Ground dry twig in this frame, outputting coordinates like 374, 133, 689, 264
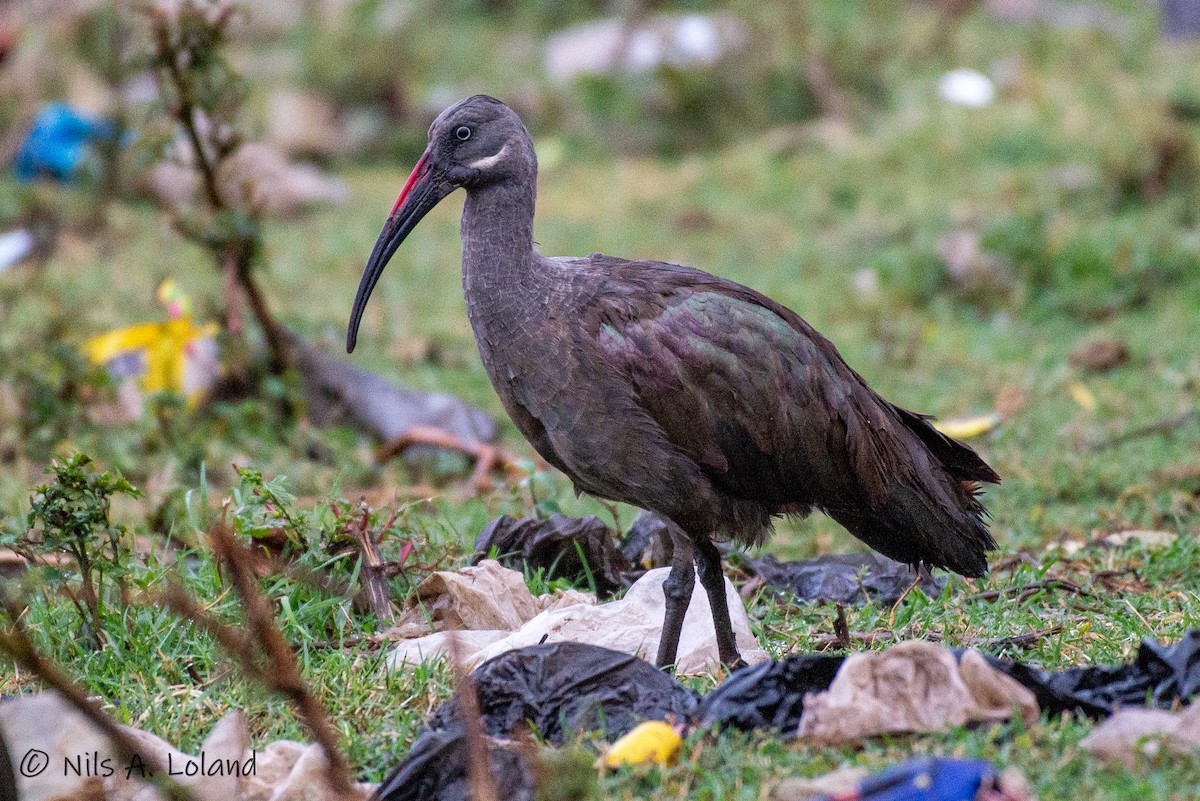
447, 632, 498, 801
832, 604, 851, 650
347, 503, 396, 624
375, 425, 526, 492
1093, 408, 1198, 450
157, 526, 355, 797
972, 579, 1088, 604
210, 525, 355, 795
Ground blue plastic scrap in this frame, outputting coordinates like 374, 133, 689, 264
815, 758, 1003, 801
12, 102, 119, 183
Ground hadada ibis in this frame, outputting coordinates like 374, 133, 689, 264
347, 95, 999, 669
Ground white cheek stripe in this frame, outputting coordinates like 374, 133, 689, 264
467, 144, 509, 170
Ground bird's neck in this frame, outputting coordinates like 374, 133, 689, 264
461, 178, 538, 294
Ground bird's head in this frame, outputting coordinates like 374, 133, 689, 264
346, 95, 533, 352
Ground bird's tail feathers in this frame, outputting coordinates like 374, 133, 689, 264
826, 403, 999, 578
892, 406, 1001, 485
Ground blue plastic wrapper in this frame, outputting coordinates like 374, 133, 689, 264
815, 758, 1001, 801
12, 102, 119, 183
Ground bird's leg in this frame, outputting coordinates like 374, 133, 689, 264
654, 530, 694, 670
693, 537, 745, 669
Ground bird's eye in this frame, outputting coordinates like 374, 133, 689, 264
455, 126, 472, 141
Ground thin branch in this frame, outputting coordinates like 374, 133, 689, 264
150, 7, 221, 207
349, 504, 395, 624
1094, 408, 1198, 450
147, 2, 289, 372
205, 525, 356, 797
375, 426, 525, 492
236, 251, 289, 371
447, 633, 497, 801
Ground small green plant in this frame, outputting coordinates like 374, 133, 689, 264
229, 465, 308, 552
141, 0, 288, 374
21, 453, 141, 649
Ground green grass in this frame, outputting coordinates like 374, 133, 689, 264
3, 1, 1200, 798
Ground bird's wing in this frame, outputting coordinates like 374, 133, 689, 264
581, 257, 995, 509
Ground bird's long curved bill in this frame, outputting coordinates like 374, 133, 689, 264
346, 150, 436, 352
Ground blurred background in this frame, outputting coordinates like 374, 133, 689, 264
3, 2, 1200, 786
1, 0, 1199, 558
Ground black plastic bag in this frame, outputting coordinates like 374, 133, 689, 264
696, 653, 845, 732
374, 727, 532, 801
698, 629, 1200, 735
472, 514, 631, 596
986, 628, 1200, 717
376, 643, 694, 801
620, 510, 672, 569
430, 642, 698, 745
742, 552, 945, 606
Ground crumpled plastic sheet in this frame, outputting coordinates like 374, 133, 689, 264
472, 513, 631, 596
13, 102, 119, 183
430, 642, 699, 745
742, 552, 945, 606
794, 642, 1039, 744
388, 563, 768, 676
985, 628, 1200, 717
0, 693, 375, 801
387, 559, 593, 637
1080, 702, 1200, 768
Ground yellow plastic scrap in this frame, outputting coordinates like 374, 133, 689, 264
600, 721, 682, 769
82, 280, 218, 407
932, 412, 1001, 440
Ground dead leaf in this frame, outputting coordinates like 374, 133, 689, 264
1067, 381, 1097, 412
933, 412, 1002, 440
